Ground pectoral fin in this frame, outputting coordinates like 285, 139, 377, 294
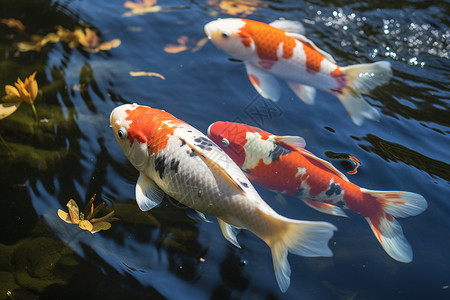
245, 62, 280, 102
302, 199, 348, 217
218, 218, 241, 248
196, 210, 212, 223
287, 81, 316, 104
135, 172, 165, 211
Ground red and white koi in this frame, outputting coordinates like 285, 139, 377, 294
204, 18, 393, 125
208, 121, 427, 263
110, 104, 337, 292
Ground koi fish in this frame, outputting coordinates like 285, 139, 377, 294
110, 103, 337, 292
204, 18, 393, 125
207, 121, 427, 262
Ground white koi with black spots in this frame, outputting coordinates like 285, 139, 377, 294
110, 103, 337, 292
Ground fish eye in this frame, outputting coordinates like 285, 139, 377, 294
221, 32, 229, 38
221, 138, 230, 147
118, 127, 127, 139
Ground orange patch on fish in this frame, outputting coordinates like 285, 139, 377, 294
330, 66, 347, 94
238, 19, 296, 69
302, 42, 324, 74
125, 106, 184, 154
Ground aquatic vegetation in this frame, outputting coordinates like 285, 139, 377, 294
16, 26, 121, 53
57, 194, 119, 234
0, 72, 38, 122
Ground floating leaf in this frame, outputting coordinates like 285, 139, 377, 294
208, 0, 264, 16
124, 0, 157, 9
129, 71, 165, 80
164, 35, 188, 53
0, 102, 22, 120
98, 39, 121, 51
0, 18, 26, 31
191, 37, 208, 52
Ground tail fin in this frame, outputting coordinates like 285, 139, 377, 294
338, 61, 392, 125
361, 188, 427, 263
257, 210, 337, 292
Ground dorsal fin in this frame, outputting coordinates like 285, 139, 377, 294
179, 137, 246, 195
297, 149, 349, 182
275, 135, 306, 150
286, 33, 336, 64
269, 19, 305, 35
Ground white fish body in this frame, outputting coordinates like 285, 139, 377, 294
110, 103, 337, 292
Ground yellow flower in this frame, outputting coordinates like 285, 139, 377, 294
0, 72, 38, 120
57, 194, 119, 234
2, 72, 38, 105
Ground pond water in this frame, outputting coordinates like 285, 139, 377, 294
0, 0, 449, 299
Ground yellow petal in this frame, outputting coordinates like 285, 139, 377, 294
90, 222, 111, 233
79, 220, 94, 232
0, 101, 22, 119
4, 85, 20, 100
57, 209, 74, 224
67, 199, 80, 224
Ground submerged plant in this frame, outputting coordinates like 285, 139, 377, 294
58, 194, 119, 234
0, 72, 38, 122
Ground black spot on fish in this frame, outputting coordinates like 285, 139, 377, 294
179, 139, 186, 147
238, 180, 249, 189
170, 159, 180, 173
194, 136, 215, 151
189, 149, 197, 157
325, 183, 342, 196
154, 155, 167, 179
269, 144, 291, 162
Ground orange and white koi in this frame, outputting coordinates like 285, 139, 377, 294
204, 18, 393, 125
110, 104, 337, 292
208, 121, 427, 262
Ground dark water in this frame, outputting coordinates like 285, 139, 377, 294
1, 0, 449, 299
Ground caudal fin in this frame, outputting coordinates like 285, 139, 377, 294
257, 211, 337, 292
361, 188, 427, 263
338, 61, 392, 125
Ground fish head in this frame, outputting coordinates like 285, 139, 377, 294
110, 103, 181, 171
207, 121, 256, 166
204, 18, 255, 60
110, 103, 150, 170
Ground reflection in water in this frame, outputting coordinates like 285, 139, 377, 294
355, 134, 450, 181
